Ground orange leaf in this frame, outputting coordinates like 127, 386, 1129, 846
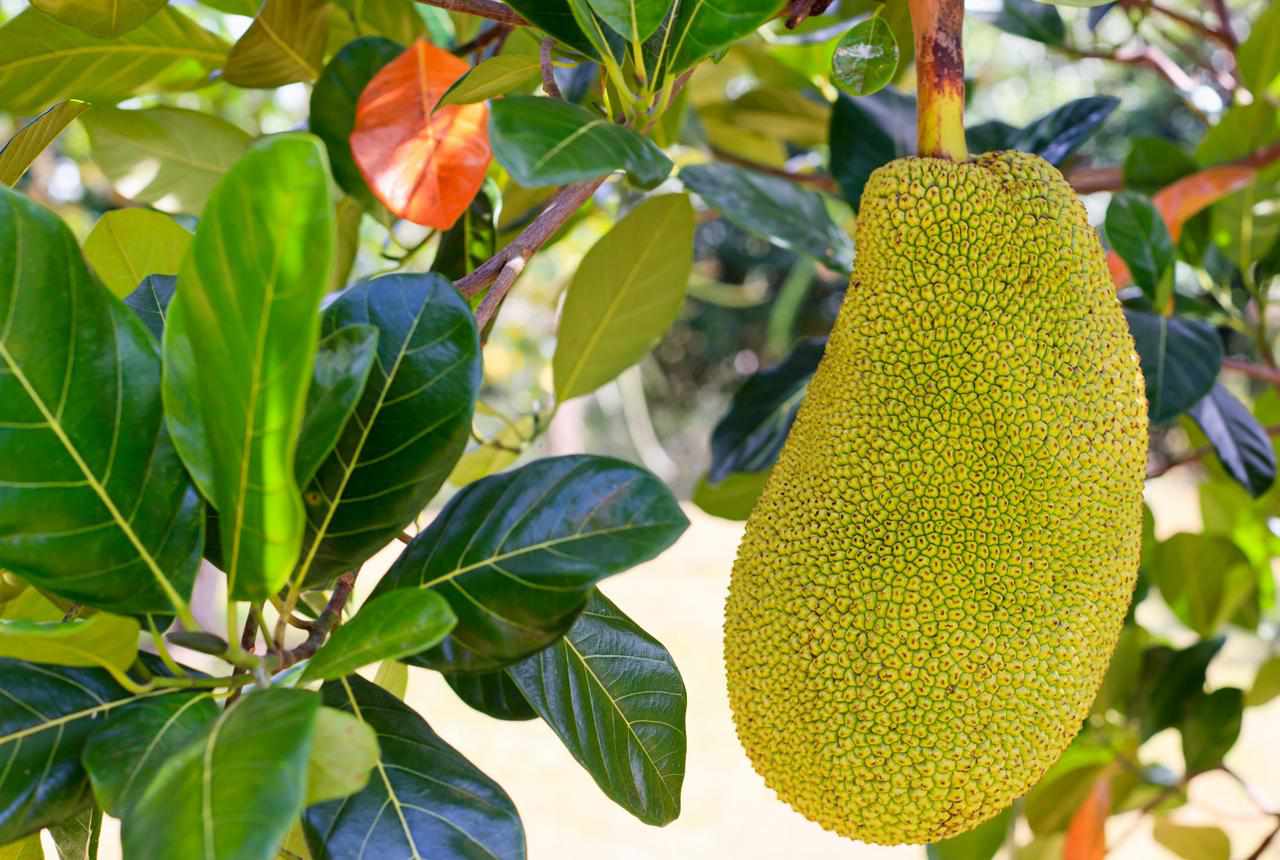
1108, 163, 1259, 288
1063, 770, 1112, 860
351, 39, 491, 229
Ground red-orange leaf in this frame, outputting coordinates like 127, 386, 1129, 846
1063, 769, 1112, 860
351, 39, 491, 229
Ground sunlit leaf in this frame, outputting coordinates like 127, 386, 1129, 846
0, 100, 87, 186
1152, 819, 1230, 860
666, 0, 783, 73
82, 209, 191, 299
832, 17, 899, 97
438, 53, 542, 108
0, 612, 139, 673
31, 0, 169, 38
304, 706, 379, 805
1238, 0, 1280, 100
224, 0, 328, 88
301, 590, 457, 682
1151, 533, 1254, 638
586, 0, 671, 42
1247, 654, 1280, 707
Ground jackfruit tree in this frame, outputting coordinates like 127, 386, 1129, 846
0, 0, 1276, 858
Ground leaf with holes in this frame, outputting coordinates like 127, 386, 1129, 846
302, 589, 457, 683
1124, 311, 1222, 424
295, 324, 380, 488
351, 39, 492, 229
553, 194, 694, 402
0, 188, 204, 615
0, 612, 139, 673
294, 273, 480, 589
163, 135, 334, 601
31, 0, 169, 38
666, 0, 783, 73
223, 0, 328, 88
1188, 384, 1276, 497
82, 209, 191, 299
506, 590, 687, 825
0, 100, 87, 186
303, 675, 526, 860
372, 454, 688, 672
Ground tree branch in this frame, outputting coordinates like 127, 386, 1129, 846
540, 38, 563, 100
1222, 357, 1280, 386
1246, 821, 1280, 860
414, 0, 525, 26
1208, 0, 1237, 50
1147, 421, 1280, 479
1063, 43, 1196, 94
1142, 0, 1236, 49
277, 572, 357, 670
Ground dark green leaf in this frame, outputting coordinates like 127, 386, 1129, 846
1188, 384, 1276, 497
1180, 687, 1243, 774
0, 659, 136, 843
304, 675, 526, 860
123, 275, 175, 343
1123, 137, 1198, 194
310, 37, 403, 215
433, 179, 499, 281
831, 17, 899, 97
0, 188, 203, 615
121, 689, 320, 860
0, 100, 87, 186
82, 209, 191, 298
302, 590, 457, 682
505, 0, 598, 57
30, 0, 168, 38
296, 324, 380, 488
444, 670, 537, 721
506, 590, 686, 825
373, 454, 689, 672
1138, 637, 1224, 739
681, 162, 854, 272
164, 630, 228, 655
224, 0, 328, 88
927, 806, 1013, 860
709, 337, 824, 481
1123, 311, 1223, 424
163, 135, 334, 601
1106, 191, 1175, 297
966, 119, 1020, 155
82, 691, 219, 817
988, 0, 1065, 45
1005, 96, 1119, 166
586, 0, 671, 42
829, 90, 914, 211
666, 0, 784, 73
490, 96, 673, 188
296, 273, 481, 588
691, 470, 769, 521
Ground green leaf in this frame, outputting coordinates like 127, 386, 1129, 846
832, 17, 899, 97
302, 590, 457, 683
0, 100, 87, 186
504, 0, 598, 57
444, 669, 537, 720
47, 806, 98, 860
681, 162, 854, 272
0, 8, 228, 114
1247, 654, 1280, 707
433, 178, 499, 281
124, 274, 175, 343
1188, 384, 1277, 498
1123, 311, 1223, 424
553, 194, 694, 401
0, 659, 139, 843
0, 188, 204, 615
1001, 96, 1119, 166
1238, 0, 1280, 100
447, 414, 535, 487
82, 106, 252, 216
691, 470, 769, 521
927, 806, 1013, 859
30, 0, 169, 38
1106, 191, 1175, 298
295, 273, 480, 588
506, 590, 687, 825
330, 0, 425, 44
304, 706, 379, 805
1139, 637, 1224, 739
121, 688, 320, 860
303, 675, 526, 860
82, 691, 219, 817
1124, 137, 1198, 195
372, 454, 689, 672
586, 0, 671, 42
829, 90, 914, 211
163, 135, 335, 601
438, 53, 542, 108
666, 0, 783, 73
309, 36, 402, 215
1180, 687, 1243, 774
224, 0, 329, 88
988, 0, 1065, 45
373, 659, 409, 699
296, 324, 380, 488
1152, 819, 1230, 860
0, 613, 139, 673
0, 833, 44, 859
82, 209, 191, 299
1151, 533, 1255, 637
490, 96, 673, 188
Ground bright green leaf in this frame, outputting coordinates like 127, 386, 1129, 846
832, 17, 899, 97
1151, 533, 1255, 636
1247, 654, 1280, 707
0, 612, 139, 673
295, 324, 379, 488
0, 100, 87, 186
82, 209, 191, 298
31, 0, 169, 38
1106, 191, 1175, 298
691, 470, 770, 521
305, 706, 379, 805
1152, 818, 1230, 860
373, 660, 409, 699
439, 54, 542, 108
302, 590, 457, 683
224, 0, 329, 88
1238, 0, 1280, 100
586, 0, 671, 42
927, 806, 1013, 859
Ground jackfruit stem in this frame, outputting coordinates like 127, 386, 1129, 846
909, 0, 968, 162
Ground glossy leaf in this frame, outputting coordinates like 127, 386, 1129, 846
1180, 687, 1243, 774
490, 96, 672, 188
82, 209, 191, 298
30, 0, 168, 38
709, 337, 824, 481
0, 188, 203, 614
351, 39, 492, 229
505, 0, 597, 57
305, 706, 379, 805
586, 0, 670, 41
927, 807, 1012, 859
302, 590, 457, 682
445, 669, 537, 721
82, 691, 219, 816
310, 36, 403, 214
0, 100, 87, 186
82, 106, 252, 216
303, 675, 526, 860
1106, 191, 1175, 298
224, 0, 328, 88
829, 89, 915, 211
507, 590, 687, 825
0, 612, 139, 672
1123, 311, 1222, 424
433, 178, 499, 281
1152, 820, 1230, 860
124, 274, 175, 343
373, 455, 689, 672
553, 194, 694, 401
1247, 654, 1280, 707
666, 0, 783, 73
439, 53, 542, 108
1005, 96, 1119, 166
163, 135, 334, 600
989, 0, 1065, 45
832, 17, 899, 97
691, 470, 769, 521
1188, 384, 1276, 497
295, 273, 480, 588
0, 8, 228, 114
681, 162, 854, 272
121, 689, 320, 860
0, 659, 139, 843
1151, 534, 1254, 637
296, 324, 380, 488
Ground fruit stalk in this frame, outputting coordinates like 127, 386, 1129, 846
908, 0, 968, 161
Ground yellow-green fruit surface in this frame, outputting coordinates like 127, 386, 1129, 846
724, 151, 1147, 845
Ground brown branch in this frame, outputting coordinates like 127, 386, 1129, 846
1147, 421, 1280, 479
277, 572, 357, 671
785, 0, 833, 28
453, 23, 511, 56
1063, 44, 1196, 94
475, 255, 527, 331
414, 0, 526, 26
1246, 821, 1280, 860
1142, 0, 1236, 49
1208, 0, 1237, 50
708, 146, 839, 193
1222, 357, 1280, 386
540, 38, 563, 100
1066, 165, 1124, 193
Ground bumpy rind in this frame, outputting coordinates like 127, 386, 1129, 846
724, 151, 1147, 845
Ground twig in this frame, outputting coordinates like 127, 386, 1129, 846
277, 572, 358, 671
454, 23, 511, 56
785, 0, 833, 28
1147, 421, 1280, 479
708, 146, 840, 193
414, 0, 525, 26
1246, 821, 1280, 860
475, 255, 527, 330
226, 612, 260, 704
1063, 44, 1196, 94
540, 38, 563, 100
1066, 165, 1124, 193
1220, 765, 1280, 817
399, 531, 414, 544
1222, 357, 1280, 386
1208, 0, 1237, 50
1142, 0, 1236, 49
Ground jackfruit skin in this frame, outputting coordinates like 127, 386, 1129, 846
724, 151, 1147, 845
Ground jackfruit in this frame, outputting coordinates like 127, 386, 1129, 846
724, 151, 1147, 845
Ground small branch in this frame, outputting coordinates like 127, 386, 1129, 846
1143, 0, 1236, 49
1066, 165, 1124, 194
1219, 765, 1280, 817
414, 0, 526, 26
454, 23, 511, 56
399, 531, 414, 544
540, 38, 563, 100
475, 255, 527, 330
1063, 44, 1196, 94
1222, 357, 1280, 386
1147, 421, 1280, 479
277, 572, 357, 671
709, 146, 839, 193
1246, 821, 1280, 860
1208, 0, 1237, 50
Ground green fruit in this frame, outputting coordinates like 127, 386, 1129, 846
724, 151, 1147, 844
